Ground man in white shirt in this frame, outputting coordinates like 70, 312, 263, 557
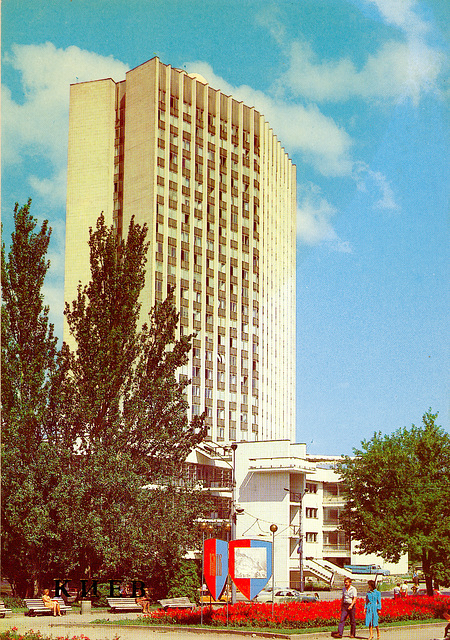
331, 577, 357, 638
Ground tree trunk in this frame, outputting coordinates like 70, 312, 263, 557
422, 548, 434, 597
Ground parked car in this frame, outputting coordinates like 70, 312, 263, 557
254, 589, 319, 603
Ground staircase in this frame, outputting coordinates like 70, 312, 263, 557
303, 559, 355, 587
303, 559, 335, 586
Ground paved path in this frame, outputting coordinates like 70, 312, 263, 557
0, 611, 448, 640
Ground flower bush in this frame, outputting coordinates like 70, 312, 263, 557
143, 595, 450, 629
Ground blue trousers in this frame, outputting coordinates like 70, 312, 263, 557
338, 602, 356, 637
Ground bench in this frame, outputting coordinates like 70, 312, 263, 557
0, 600, 12, 618
24, 598, 71, 616
158, 597, 196, 610
106, 597, 143, 613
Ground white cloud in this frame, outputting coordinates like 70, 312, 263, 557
261, 1, 444, 107
2, 42, 128, 206
366, 0, 429, 37
297, 184, 352, 253
29, 167, 68, 209
353, 163, 400, 211
279, 38, 443, 105
185, 61, 354, 177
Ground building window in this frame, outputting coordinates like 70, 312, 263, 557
306, 508, 318, 519
306, 482, 318, 494
306, 532, 318, 543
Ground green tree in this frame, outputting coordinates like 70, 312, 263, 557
1, 200, 58, 596
2, 208, 208, 596
339, 410, 450, 595
49, 214, 208, 583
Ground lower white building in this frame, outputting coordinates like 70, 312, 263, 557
187, 439, 407, 590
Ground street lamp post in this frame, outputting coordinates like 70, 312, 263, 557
199, 521, 214, 626
230, 443, 238, 605
199, 521, 207, 626
270, 524, 278, 617
223, 521, 231, 625
284, 488, 305, 592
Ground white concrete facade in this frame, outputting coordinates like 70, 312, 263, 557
65, 57, 296, 446
194, 441, 407, 589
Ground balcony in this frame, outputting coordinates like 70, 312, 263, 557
248, 456, 315, 473
323, 543, 351, 553
323, 518, 340, 527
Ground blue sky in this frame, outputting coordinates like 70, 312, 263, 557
2, 0, 449, 454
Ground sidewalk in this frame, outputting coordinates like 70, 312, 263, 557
0, 610, 447, 640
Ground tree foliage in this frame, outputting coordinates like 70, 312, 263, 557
1, 199, 57, 453
1, 200, 58, 596
51, 214, 208, 587
2, 208, 208, 597
167, 559, 201, 603
339, 411, 450, 594
57, 214, 205, 471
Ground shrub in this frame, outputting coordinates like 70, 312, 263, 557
1, 595, 24, 610
167, 560, 200, 603
143, 595, 450, 629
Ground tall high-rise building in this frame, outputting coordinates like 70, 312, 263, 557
65, 57, 296, 445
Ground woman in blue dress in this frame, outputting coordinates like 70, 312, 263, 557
365, 580, 381, 640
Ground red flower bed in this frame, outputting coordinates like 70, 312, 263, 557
144, 595, 450, 629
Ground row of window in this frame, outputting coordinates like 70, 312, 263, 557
182, 462, 232, 488
159, 94, 260, 151
192, 367, 258, 384
199, 407, 255, 422
192, 350, 256, 365
158, 141, 260, 180
157, 124, 258, 180
304, 532, 348, 544
191, 404, 255, 417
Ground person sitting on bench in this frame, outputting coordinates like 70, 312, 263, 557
42, 589, 61, 616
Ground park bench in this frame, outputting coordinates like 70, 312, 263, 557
0, 600, 12, 618
106, 597, 143, 613
24, 598, 71, 616
158, 597, 196, 610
